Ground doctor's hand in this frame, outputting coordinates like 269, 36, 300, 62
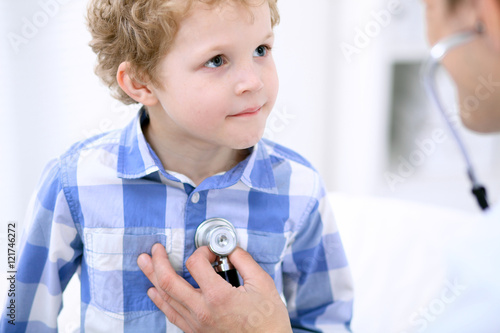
137, 244, 292, 333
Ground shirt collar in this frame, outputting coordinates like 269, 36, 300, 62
239, 141, 278, 194
117, 107, 159, 179
117, 107, 277, 193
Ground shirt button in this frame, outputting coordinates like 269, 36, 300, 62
191, 192, 200, 204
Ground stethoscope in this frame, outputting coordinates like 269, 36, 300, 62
422, 27, 490, 211
195, 218, 241, 287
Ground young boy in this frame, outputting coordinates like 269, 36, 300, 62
1, 0, 353, 332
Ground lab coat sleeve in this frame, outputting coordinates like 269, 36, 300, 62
282, 174, 354, 332
0, 159, 83, 332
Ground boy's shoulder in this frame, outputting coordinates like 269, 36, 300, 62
63, 129, 122, 160
32, 128, 124, 206
261, 139, 317, 173
260, 138, 314, 170
51, 128, 124, 184
259, 138, 324, 197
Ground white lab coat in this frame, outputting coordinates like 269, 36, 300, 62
426, 202, 500, 332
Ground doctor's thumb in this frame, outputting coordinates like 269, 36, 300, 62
227, 247, 271, 283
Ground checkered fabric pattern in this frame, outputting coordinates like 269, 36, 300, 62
1, 108, 353, 332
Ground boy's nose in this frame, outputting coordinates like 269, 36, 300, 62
234, 63, 264, 95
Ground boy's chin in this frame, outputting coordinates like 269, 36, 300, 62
230, 135, 264, 150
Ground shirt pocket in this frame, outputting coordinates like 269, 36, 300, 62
84, 231, 172, 320
243, 230, 287, 275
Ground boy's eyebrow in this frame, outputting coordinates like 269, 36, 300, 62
262, 31, 274, 41
197, 31, 275, 56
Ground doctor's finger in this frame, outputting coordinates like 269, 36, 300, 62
228, 247, 272, 285
185, 246, 230, 292
150, 244, 204, 309
146, 287, 193, 333
138, 245, 197, 320
137, 249, 176, 301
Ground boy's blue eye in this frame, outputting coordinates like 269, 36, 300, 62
204, 46, 269, 68
205, 55, 225, 68
254, 45, 268, 57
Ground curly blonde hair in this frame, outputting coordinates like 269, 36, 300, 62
87, 0, 280, 105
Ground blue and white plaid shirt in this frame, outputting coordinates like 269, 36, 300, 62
2, 108, 353, 332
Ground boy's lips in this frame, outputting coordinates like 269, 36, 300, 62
230, 106, 263, 117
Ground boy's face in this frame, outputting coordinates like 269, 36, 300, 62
148, 1, 278, 150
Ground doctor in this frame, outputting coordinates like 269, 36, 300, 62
423, 0, 500, 331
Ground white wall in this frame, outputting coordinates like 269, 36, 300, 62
2, 0, 141, 227
328, 0, 398, 194
272, 0, 337, 184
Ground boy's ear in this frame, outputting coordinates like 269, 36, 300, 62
479, 0, 500, 51
117, 62, 158, 106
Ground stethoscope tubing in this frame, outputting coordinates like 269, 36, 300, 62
422, 30, 489, 210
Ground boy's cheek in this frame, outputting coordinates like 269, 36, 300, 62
265, 65, 280, 100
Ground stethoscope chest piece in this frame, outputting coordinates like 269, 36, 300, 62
195, 218, 237, 257
195, 218, 240, 287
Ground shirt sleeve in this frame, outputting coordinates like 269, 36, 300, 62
1, 159, 83, 332
282, 174, 354, 332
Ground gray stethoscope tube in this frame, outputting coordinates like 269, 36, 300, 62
422, 29, 489, 211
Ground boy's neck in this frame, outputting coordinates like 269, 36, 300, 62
142, 113, 250, 187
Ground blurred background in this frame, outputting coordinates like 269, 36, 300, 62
2, 0, 500, 229
2, 0, 500, 331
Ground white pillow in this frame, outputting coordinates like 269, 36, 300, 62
329, 192, 479, 333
